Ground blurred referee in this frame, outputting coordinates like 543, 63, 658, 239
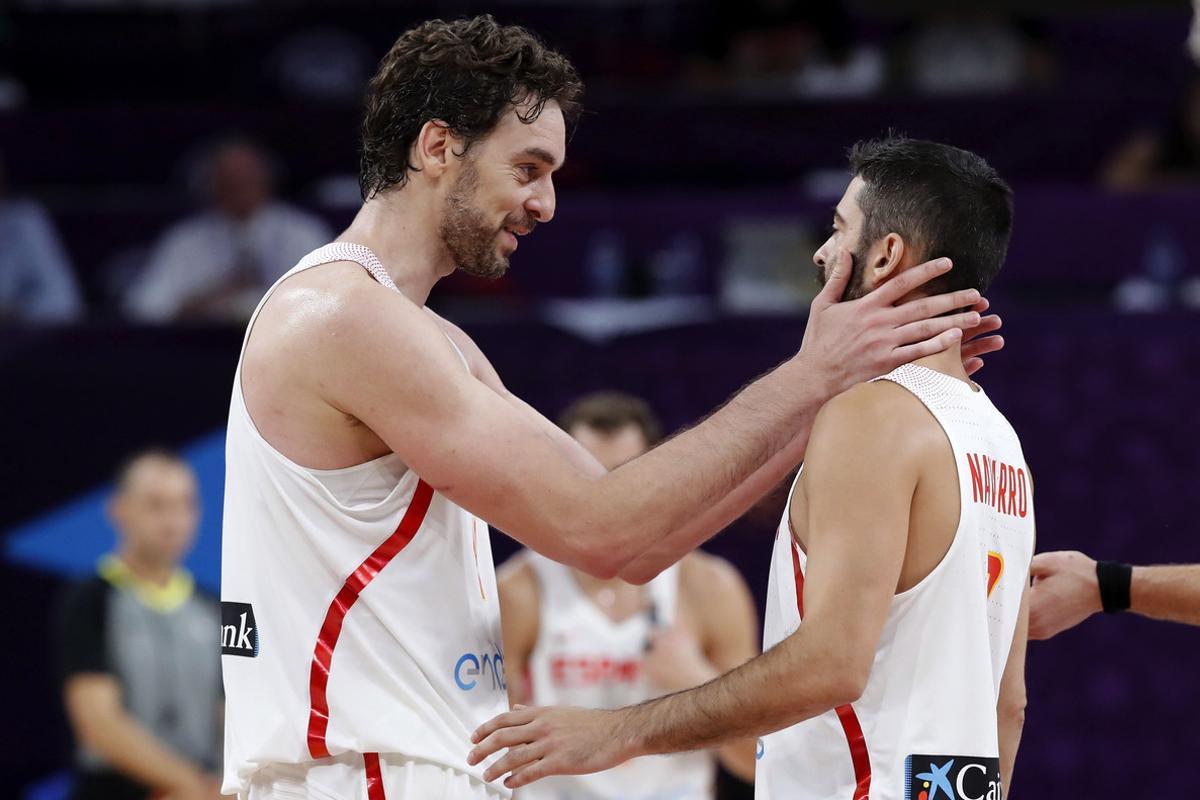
56, 450, 223, 800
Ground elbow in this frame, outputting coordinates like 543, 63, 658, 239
616, 560, 663, 586
823, 659, 871, 708
556, 527, 626, 580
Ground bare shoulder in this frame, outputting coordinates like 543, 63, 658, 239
497, 552, 540, 645
808, 378, 942, 462
497, 551, 538, 594
422, 307, 504, 389
251, 261, 431, 354
678, 550, 751, 605
498, 552, 543, 617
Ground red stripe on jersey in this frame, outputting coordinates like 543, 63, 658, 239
791, 540, 872, 799
307, 480, 435, 759
364, 752, 386, 800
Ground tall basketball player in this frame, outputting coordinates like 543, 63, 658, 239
469, 137, 1033, 800
500, 393, 759, 800
220, 14, 1001, 800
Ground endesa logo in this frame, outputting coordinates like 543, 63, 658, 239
455, 650, 506, 692
905, 754, 1002, 800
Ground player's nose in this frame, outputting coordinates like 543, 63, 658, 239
526, 180, 556, 224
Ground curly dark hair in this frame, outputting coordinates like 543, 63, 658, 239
359, 15, 584, 199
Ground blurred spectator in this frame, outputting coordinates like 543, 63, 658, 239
1191, 0, 1200, 66
56, 450, 222, 800
124, 138, 330, 323
904, 12, 1052, 95
1103, 75, 1200, 190
0, 153, 84, 323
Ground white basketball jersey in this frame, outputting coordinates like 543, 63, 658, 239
757, 364, 1034, 800
521, 552, 715, 800
220, 244, 510, 798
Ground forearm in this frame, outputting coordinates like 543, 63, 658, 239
620, 628, 850, 757
592, 356, 827, 570
1132, 564, 1200, 625
76, 709, 204, 792
998, 705, 1024, 794
620, 430, 809, 583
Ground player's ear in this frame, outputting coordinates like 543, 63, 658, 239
413, 120, 458, 179
868, 233, 907, 288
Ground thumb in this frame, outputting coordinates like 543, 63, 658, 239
813, 249, 851, 308
1028, 555, 1053, 578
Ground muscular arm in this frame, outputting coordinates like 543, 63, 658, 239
497, 556, 541, 707
997, 582, 1030, 793
64, 675, 215, 797
618, 300, 1002, 585
469, 385, 922, 787
322, 256, 974, 578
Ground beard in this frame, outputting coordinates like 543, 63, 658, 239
439, 161, 536, 280
816, 246, 870, 301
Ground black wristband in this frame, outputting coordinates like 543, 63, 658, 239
1096, 560, 1132, 614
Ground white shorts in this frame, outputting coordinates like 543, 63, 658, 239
244, 753, 508, 800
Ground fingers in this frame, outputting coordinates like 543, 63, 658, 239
889, 327, 963, 365
469, 722, 539, 766
472, 707, 537, 744
1028, 553, 1056, 578
483, 742, 544, 783
893, 310, 981, 348
869, 257, 953, 306
812, 249, 851, 308
963, 357, 985, 376
889, 287, 982, 325
505, 759, 552, 789
962, 313, 1002, 344
961, 334, 1004, 362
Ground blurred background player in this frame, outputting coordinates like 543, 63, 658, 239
469, 138, 1034, 800
1030, 550, 1200, 639
499, 392, 759, 800
55, 450, 222, 800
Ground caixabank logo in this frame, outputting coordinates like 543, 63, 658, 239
905, 754, 1002, 800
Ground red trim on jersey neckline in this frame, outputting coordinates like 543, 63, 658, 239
306, 480, 435, 759
791, 540, 872, 800
364, 752, 387, 800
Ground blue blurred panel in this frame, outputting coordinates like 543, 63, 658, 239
3, 430, 226, 592
22, 770, 71, 800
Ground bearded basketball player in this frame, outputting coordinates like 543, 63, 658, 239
469, 137, 1031, 800
220, 15, 1002, 799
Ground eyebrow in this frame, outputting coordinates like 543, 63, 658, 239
516, 147, 562, 169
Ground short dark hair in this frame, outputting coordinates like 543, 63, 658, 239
848, 136, 1013, 295
559, 392, 663, 447
359, 15, 584, 199
114, 448, 189, 492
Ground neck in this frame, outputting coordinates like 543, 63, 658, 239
117, 549, 175, 587
912, 340, 973, 385
338, 190, 454, 307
